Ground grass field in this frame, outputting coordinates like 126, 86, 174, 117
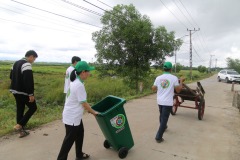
0, 61, 213, 136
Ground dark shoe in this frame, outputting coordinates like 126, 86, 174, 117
165, 125, 168, 131
19, 129, 30, 138
76, 153, 90, 160
155, 138, 164, 143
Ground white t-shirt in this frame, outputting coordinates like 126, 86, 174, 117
153, 73, 179, 106
64, 66, 75, 93
62, 78, 86, 126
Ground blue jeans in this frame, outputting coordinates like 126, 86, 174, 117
155, 105, 172, 140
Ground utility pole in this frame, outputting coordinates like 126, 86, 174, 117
187, 28, 200, 80
215, 59, 217, 71
174, 48, 177, 73
209, 55, 215, 72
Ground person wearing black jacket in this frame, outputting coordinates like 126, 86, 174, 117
10, 50, 38, 138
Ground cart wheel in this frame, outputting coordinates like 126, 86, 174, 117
198, 99, 205, 120
118, 147, 128, 159
103, 140, 110, 149
171, 96, 179, 115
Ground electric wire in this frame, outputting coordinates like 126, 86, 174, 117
97, 0, 113, 9
9, 0, 101, 28
0, 17, 86, 36
172, 0, 195, 28
159, 0, 188, 29
83, 0, 107, 12
46, 0, 99, 19
178, 0, 199, 28
0, 5, 94, 33
60, 0, 103, 16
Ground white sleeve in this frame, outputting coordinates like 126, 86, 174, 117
174, 77, 180, 86
64, 70, 70, 93
76, 85, 87, 103
153, 77, 159, 87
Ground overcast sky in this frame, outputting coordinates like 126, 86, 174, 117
0, 0, 240, 67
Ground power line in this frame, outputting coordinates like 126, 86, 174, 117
10, 0, 101, 28
172, 0, 195, 28
60, 0, 103, 16
0, 5, 94, 33
159, 0, 188, 29
47, 0, 100, 19
97, 0, 113, 9
178, 0, 199, 28
83, 0, 107, 12
177, 0, 211, 58
192, 46, 205, 62
0, 17, 85, 35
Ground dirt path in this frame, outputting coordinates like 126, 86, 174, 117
0, 75, 240, 160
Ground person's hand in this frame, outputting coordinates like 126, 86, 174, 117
29, 96, 35, 102
180, 77, 185, 83
93, 111, 99, 117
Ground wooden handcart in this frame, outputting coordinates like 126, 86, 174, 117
171, 81, 205, 120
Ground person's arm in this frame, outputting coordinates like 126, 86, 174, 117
152, 85, 157, 92
82, 102, 98, 116
174, 78, 185, 93
22, 63, 35, 102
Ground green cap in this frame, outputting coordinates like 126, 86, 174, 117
163, 62, 172, 69
75, 61, 95, 72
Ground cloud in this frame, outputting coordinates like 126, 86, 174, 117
0, 0, 240, 68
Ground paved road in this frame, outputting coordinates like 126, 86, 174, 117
0, 75, 240, 160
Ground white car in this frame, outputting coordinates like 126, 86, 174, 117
217, 70, 240, 83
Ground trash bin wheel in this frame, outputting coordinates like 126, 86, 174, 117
103, 140, 110, 149
118, 147, 128, 159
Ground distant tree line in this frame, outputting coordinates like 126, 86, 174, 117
226, 57, 240, 73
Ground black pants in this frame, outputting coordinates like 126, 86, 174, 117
14, 94, 37, 127
57, 120, 84, 160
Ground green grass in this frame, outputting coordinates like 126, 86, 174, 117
0, 62, 214, 137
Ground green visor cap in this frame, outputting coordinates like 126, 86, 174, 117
163, 62, 172, 69
75, 61, 95, 72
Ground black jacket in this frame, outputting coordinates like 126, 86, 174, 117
10, 58, 34, 96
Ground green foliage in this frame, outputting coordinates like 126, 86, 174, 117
198, 65, 207, 73
173, 63, 183, 73
226, 57, 240, 73
176, 70, 213, 82
92, 4, 182, 93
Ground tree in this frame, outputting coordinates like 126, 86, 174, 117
173, 63, 184, 73
226, 57, 240, 73
198, 65, 207, 73
92, 4, 182, 93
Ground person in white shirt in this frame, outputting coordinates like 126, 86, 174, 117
57, 61, 98, 160
64, 56, 81, 94
152, 62, 185, 143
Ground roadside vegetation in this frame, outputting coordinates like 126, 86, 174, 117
0, 61, 213, 137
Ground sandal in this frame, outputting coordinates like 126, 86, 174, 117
19, 129, 30, 138
76, 153, 90, 160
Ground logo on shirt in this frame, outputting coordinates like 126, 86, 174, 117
160, 79, 170, 88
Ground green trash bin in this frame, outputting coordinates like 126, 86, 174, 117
92, 95, 134, 159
